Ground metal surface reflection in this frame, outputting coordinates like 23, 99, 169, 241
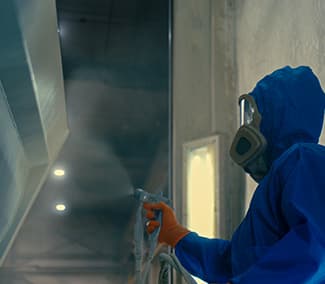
1, 0, 169, 283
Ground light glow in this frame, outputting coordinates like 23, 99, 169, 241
55, 204, 66, 212
54, 168, 65, 177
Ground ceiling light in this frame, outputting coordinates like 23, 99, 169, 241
55, 203, 66, 212
54, 168, 65, 177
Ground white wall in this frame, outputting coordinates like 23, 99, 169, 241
173, 0, 245, 242
16, 0, 68, 161
235, 0, 325, 203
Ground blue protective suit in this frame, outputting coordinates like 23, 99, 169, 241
175, 66, 325, 283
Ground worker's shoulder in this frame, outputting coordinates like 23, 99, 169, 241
273, 143, 325, 177
279, 142, 325, 162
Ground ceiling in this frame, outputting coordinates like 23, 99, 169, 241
1, 0, 169, 283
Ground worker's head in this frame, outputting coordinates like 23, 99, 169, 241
230, 66, 325, 182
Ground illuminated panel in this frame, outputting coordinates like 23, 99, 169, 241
183, 136, 220, 239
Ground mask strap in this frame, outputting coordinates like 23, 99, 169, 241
320, 111, 325, 145
238, 94, 262, 129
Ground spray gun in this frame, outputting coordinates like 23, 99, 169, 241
134, 188, 197, 284
134, 188, 171, 284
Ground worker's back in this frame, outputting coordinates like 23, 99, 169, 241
231, 142, 325, 283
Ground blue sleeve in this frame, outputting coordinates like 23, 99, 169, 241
232, 145, 325, 283
175, 232, 232, 283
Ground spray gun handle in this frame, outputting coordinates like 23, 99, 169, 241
134, 187, 172, 241
146, 209, 162, 240
134, 189, 170, 254
134, 188, 171, 284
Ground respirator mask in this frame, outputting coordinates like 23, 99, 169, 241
230, 94, 269, 182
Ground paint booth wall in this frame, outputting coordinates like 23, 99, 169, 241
0, 0, 68, 263
173, 0, 246, 241
235, 0, 325, 203
172, 0, 325, 244
0, 84, 29, 247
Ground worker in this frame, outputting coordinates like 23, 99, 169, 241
144, 66, 325, 283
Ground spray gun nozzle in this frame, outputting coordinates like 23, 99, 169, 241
134, 188, 170, 205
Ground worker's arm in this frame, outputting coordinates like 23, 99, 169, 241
175, 232, 232, 283
143, 202, 232, 283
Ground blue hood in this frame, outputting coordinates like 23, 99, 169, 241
250, 66, 325, 166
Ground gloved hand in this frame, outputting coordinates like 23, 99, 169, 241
143, 202, 190, 247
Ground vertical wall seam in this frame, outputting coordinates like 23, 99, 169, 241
210, 0, 216, 134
